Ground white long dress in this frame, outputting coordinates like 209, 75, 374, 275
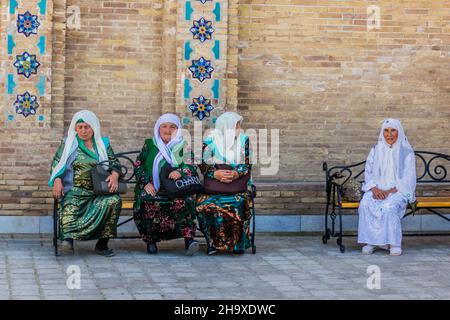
357, 147, 416, 247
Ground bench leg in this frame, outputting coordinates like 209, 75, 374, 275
53, 199, 58, 256
251, 196, 256, 254
330, 206, 337, 237
336, 205, 345, 253
323, 202, 331, 244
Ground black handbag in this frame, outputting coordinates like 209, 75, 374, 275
91, 161, 127, 195
159, 163, 203, 199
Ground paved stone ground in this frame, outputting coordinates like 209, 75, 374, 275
0, 234, 449, 300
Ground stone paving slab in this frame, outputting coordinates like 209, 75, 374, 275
0, 235, 449, 300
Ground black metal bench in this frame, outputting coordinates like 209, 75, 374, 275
322, 151, 450, 253
53, 150, 257, 256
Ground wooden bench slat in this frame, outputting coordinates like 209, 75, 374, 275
338, 197, 450, 209
122, 201, 134, 209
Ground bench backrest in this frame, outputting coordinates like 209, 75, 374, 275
323, 151, 450, 191
113, 151, 216, 184
114, 151, 140, 184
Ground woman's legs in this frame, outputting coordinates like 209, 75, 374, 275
95, 238, 115, 257
358, 192, 407, 254
134, 198, 198, 254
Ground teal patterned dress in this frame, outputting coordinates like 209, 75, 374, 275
196, 136, 252, 252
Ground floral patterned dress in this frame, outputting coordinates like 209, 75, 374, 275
133, 139, 197, 244
51, 139, 122, 241
196, 136, 252, 252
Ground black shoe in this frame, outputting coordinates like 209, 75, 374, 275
147, 242, 158, 254
233, 248, 245, 255
94, 246, 115, 257
207, 245, 218, 256
185, 239, 199, 256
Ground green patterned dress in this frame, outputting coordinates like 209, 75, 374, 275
51, 138, 122, 241
196, 136, 252, 252
133, 139, 197, 244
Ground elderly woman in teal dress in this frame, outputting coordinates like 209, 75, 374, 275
196, 112, 252, 255
49, 110, 122, 257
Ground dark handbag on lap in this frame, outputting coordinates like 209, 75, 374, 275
159, 163, 204, 199
204, 164, 250, 195
91, 161, 127, 195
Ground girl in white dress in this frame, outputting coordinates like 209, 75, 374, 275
358, 119, 416, 256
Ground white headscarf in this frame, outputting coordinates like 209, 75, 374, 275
152, 113, 184, 191
207, 112, 244, 165
372, 118, 416, 202
49, 110, 108, 186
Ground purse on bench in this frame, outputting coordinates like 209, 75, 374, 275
331, 171, 362, 202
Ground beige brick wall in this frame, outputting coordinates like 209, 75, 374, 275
63, 0, 164, 153
1, 0, 450, 218
237, 0, 450, 183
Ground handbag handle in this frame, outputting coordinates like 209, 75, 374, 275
96, 160, 128, 179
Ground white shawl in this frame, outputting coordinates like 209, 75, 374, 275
152, 113, 184, 191
49, 110, 108, 186
362, 119, 416, 203
207, 112, 244, 165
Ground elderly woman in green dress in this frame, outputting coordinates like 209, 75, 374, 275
133, 113, 199, 255
49, 110, 122, 257
196, 112, 252, 255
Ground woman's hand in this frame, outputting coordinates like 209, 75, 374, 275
214, 170, 236, 184
371, 187, 386, 200
144, 183, 157, 196
168, 170, 182, 180
52, 178, 64, 199
106, 171, 119, 193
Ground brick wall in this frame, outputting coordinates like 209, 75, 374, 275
237, 0, 450, 183
64, 0, 164, 152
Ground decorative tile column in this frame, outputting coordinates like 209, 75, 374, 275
1, 0, 53, 127
176, 0, 232, 130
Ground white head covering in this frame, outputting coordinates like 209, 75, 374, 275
207, 112, 244, 164
49, 110, 108, 186
372, 118, 416, 202
152, 113, 184, 191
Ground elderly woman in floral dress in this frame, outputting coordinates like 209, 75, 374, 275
133, 113, 199, 255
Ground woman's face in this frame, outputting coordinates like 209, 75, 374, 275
75, 122, 94, 141
383, 127, 398, 146
159, 122, 178, 144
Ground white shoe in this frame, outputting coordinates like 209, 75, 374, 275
390, 246, 402, 256
362, 244, 375, 254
